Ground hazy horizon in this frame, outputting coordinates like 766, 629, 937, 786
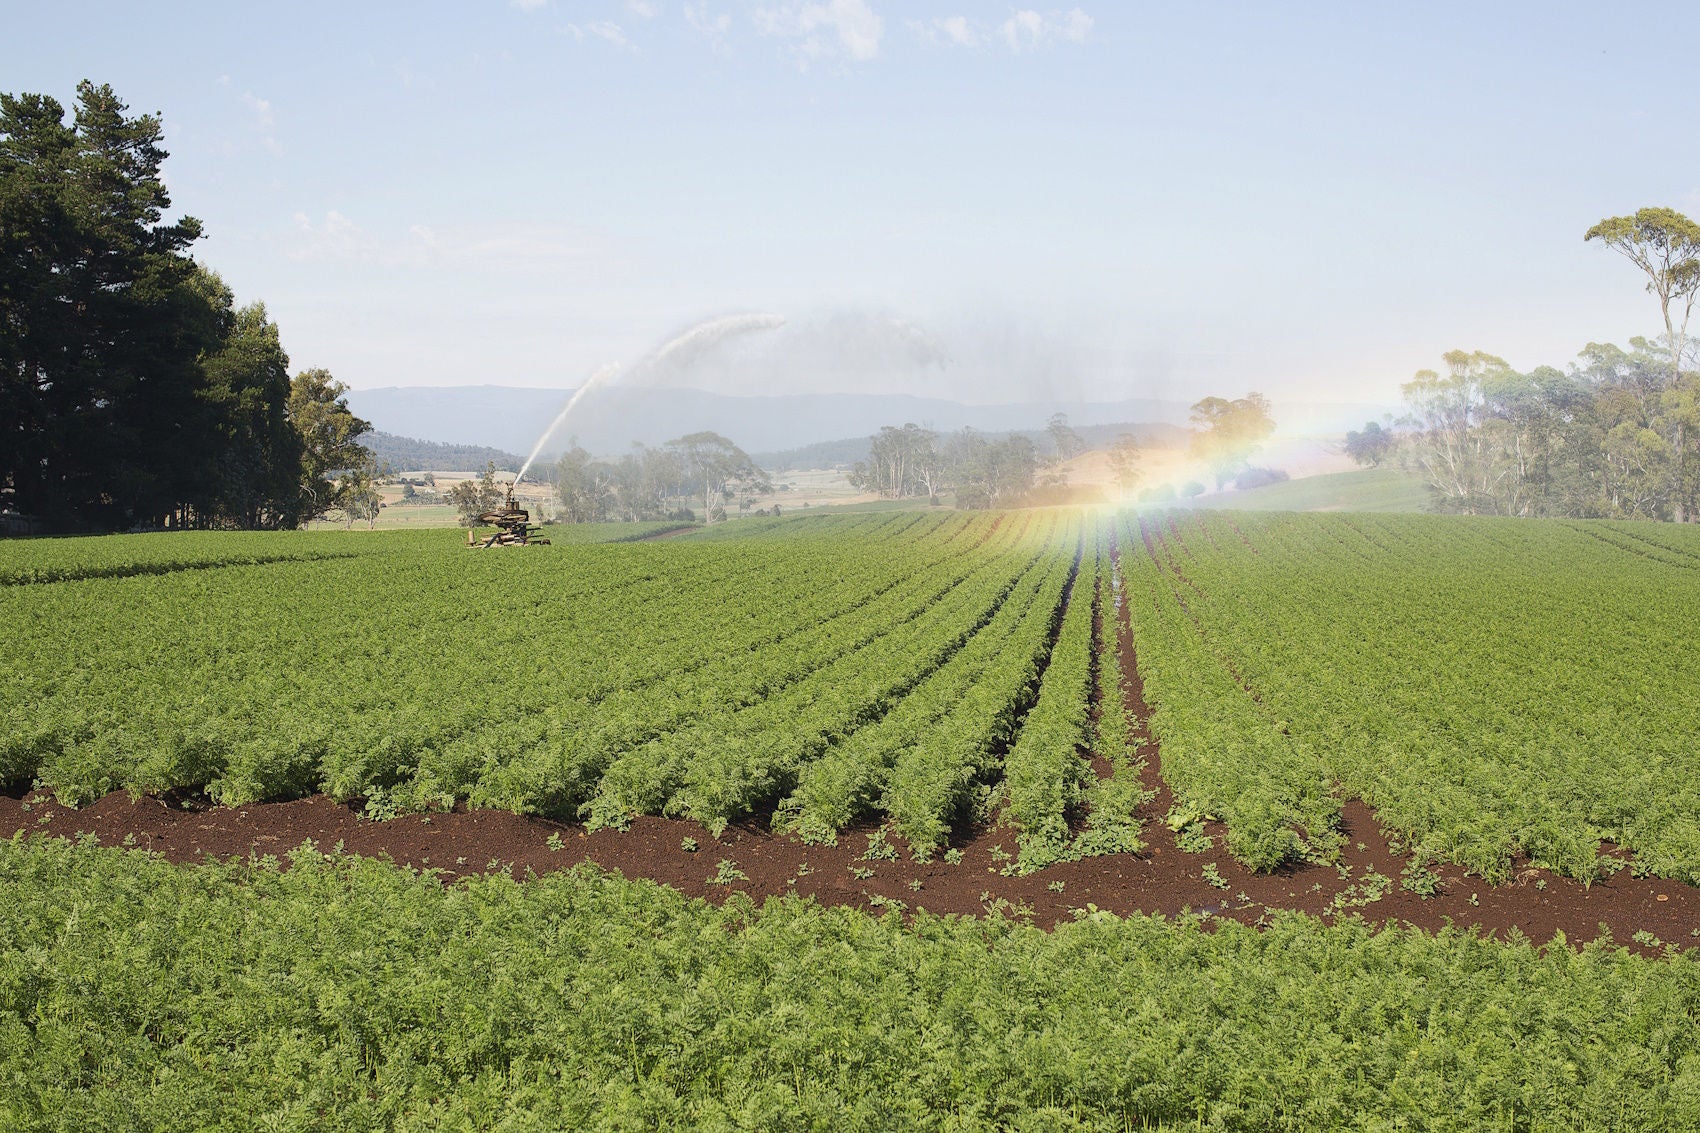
8, 1, 1696, 406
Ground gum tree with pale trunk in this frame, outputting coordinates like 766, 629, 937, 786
1586, 208, 1700, 522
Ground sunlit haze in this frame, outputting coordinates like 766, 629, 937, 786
8, 1, 1697, 404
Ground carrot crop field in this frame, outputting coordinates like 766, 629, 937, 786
4, 509, 1700, 1130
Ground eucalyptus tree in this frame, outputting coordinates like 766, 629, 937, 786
665, 431, 768, 523
1586, 208, 1700, 520
850, 423, 941, 499
289, 368, 373, 523
1106, 432, 1144, 491
1188, 392, 1275, 488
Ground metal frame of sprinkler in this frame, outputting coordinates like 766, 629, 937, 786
468, 483, 550, 548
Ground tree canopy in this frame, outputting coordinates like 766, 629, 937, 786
1188, 393, 1275, 487
666, 432, 769, 524
1, 82, 369, 531
1586, 208, 1700, 521
1397, 339, 1697, 519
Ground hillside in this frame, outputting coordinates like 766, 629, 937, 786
361, 431, 522, 473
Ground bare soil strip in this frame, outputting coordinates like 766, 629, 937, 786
4, 786, 1692, 953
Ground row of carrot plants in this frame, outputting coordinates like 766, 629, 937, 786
1064, 521, 1148, 860
2, 514, 994, 810
5, 512, 1151, 853
579, 512, 1065, 832
10, 834, 1699, 1130
999, 530, 1094, 870
774, 529, 1073, 847
1123, 508, 1700, 883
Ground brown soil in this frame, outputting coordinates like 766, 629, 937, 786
6, 788, 1692, 953
4, 534, 1694, 955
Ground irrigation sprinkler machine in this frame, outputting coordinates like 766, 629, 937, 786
468, 484, 551, 548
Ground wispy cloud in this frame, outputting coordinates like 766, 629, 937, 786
238, 89, 282, 155
1000, 8, 1093, 51
566, 19, 634, 48
912, 8, 1094, 52
909, 15, 983, 48
753, 0, 883, 68
684, 3, 734, 53
240, 91, 274, 131
625, 0, 656, 17
512, 0, 547, 10
289, 210, 378, 263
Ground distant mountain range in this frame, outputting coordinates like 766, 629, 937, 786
344, 385, 1396, 463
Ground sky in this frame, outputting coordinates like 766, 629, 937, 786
6, 1, 1699, 408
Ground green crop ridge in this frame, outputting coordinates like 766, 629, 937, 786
4, 835, 1699, 1132
6, 508, 1700, 883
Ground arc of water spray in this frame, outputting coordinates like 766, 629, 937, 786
514, 363, 620, 487
641, 312, 787, 373
511, 314, 789, 488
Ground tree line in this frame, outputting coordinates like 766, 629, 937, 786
1353, 208, 1700, 521
534, 431, 769, 526
845, 424, 1041, 508
844, 398, 1276, 508
1, 82, 372, 532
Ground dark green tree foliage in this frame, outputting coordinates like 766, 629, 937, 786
1344, 420, 1394, 467
1, 82, 342, 531
359, 432, 520, 475
0, 83, 213, 527
287, 368, 372, 523
195, 274, 304, 528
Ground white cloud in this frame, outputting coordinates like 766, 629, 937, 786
238, 90, 282, 155
289, 210, 379, 263
911, 10, 1092, 52
240, 91, 273, 131
685, 3, 733, 52
909, 15, 983, 48
625, 0, 656, 17
753, 0, 883, 67
512, 0, 547, 10
566, 20, 633, 48
1000, 8, 1093, 51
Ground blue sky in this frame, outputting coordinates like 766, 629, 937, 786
7, 1, 1698, 408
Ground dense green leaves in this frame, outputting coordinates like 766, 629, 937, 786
4, 835, 1699, 1131
1, 515, 1097, 846
10, 507, 1694, 888
1123, 510, 1700, 882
